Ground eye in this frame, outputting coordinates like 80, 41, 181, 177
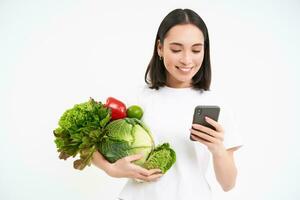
171, 49, 201, 53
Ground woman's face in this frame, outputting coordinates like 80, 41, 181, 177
157, 24, 205, 88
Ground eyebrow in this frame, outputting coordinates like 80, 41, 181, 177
169, 42, 203, 47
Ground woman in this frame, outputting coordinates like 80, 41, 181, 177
92, 8, 242, 200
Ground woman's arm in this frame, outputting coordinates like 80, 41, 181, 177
190, 117, 239, 191
92, 150, 114, 174
92, 151, 163, 182
212, 147, 238, 191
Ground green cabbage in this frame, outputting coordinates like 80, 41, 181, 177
99, 118, 155, 166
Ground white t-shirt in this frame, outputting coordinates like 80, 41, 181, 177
118, 85, 243, 200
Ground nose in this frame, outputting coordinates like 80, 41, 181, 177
179, 51, 192, 66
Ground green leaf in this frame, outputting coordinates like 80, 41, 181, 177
53, 98, 110, 169
73, 146, 97, 170
70, 133, 83, 143
99, 111, 111, 128
99, 137, 131, 163
143, 143, 176, 173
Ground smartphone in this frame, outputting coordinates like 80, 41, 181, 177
190, 105, 220, 141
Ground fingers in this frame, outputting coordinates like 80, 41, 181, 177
124, 153, 143, 162
135, 171, 163, 182
133, 164, 161, 175
191, 118, 227, 156
145, 172, 164, 181
192, 124, 216, 137
148, 168, 162, 175
190, 134, 212, 146
191, 123, 224, 141
119, 154, 163, 182
131, 166, 162, 181
204, 116, 224, 132
132, 164, 155, 176
190, 128, 217, 143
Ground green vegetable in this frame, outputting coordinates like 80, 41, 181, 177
53, 98, 110, 170
126, 105, 144, 120
99, 118, 154, 166
53, 98, 176, 174
143, 143, 176, 173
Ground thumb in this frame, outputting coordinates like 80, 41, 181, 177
125, 153, 144, 162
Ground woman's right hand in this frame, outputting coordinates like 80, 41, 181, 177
107, 154, 163, 182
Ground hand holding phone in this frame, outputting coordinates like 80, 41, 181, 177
190, 105, 220, 141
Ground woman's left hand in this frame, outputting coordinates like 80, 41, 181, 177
190, 116, 226, 156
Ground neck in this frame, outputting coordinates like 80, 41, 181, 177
166, 76, 192, 88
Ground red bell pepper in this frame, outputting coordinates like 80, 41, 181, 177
105, 97, 127, 120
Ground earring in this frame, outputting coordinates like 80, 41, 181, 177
159, 56, 163, 60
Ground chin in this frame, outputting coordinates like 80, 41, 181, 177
176, 76, 194, 83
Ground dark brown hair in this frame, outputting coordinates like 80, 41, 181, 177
144, 8, 211, 90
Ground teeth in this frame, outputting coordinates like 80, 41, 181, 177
177, 67, 192, 72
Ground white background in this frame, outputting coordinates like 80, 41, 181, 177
1, 0, 299, 199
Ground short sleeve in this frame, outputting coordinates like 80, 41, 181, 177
219, 104, 243, 150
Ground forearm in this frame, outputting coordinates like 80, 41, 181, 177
212, 149, 237, 191
91, 152, 161, 181
92, 151, 112, 174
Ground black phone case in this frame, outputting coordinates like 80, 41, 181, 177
190, 105, 220, 141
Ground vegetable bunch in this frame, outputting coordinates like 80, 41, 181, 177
53, 97, 176, 173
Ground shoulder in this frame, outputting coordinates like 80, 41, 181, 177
198, 90, 236, 116
196, 89, 220, 103
137, 84, 161, 97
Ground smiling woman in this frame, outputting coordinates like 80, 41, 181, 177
91, 8, 243, 200
1, 0, 299, 199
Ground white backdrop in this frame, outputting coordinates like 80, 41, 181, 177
1, 0, 299, 200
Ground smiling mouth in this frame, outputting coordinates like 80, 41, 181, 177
176, 66, 193, 72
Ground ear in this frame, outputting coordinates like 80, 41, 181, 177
157, 39, 163, 57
